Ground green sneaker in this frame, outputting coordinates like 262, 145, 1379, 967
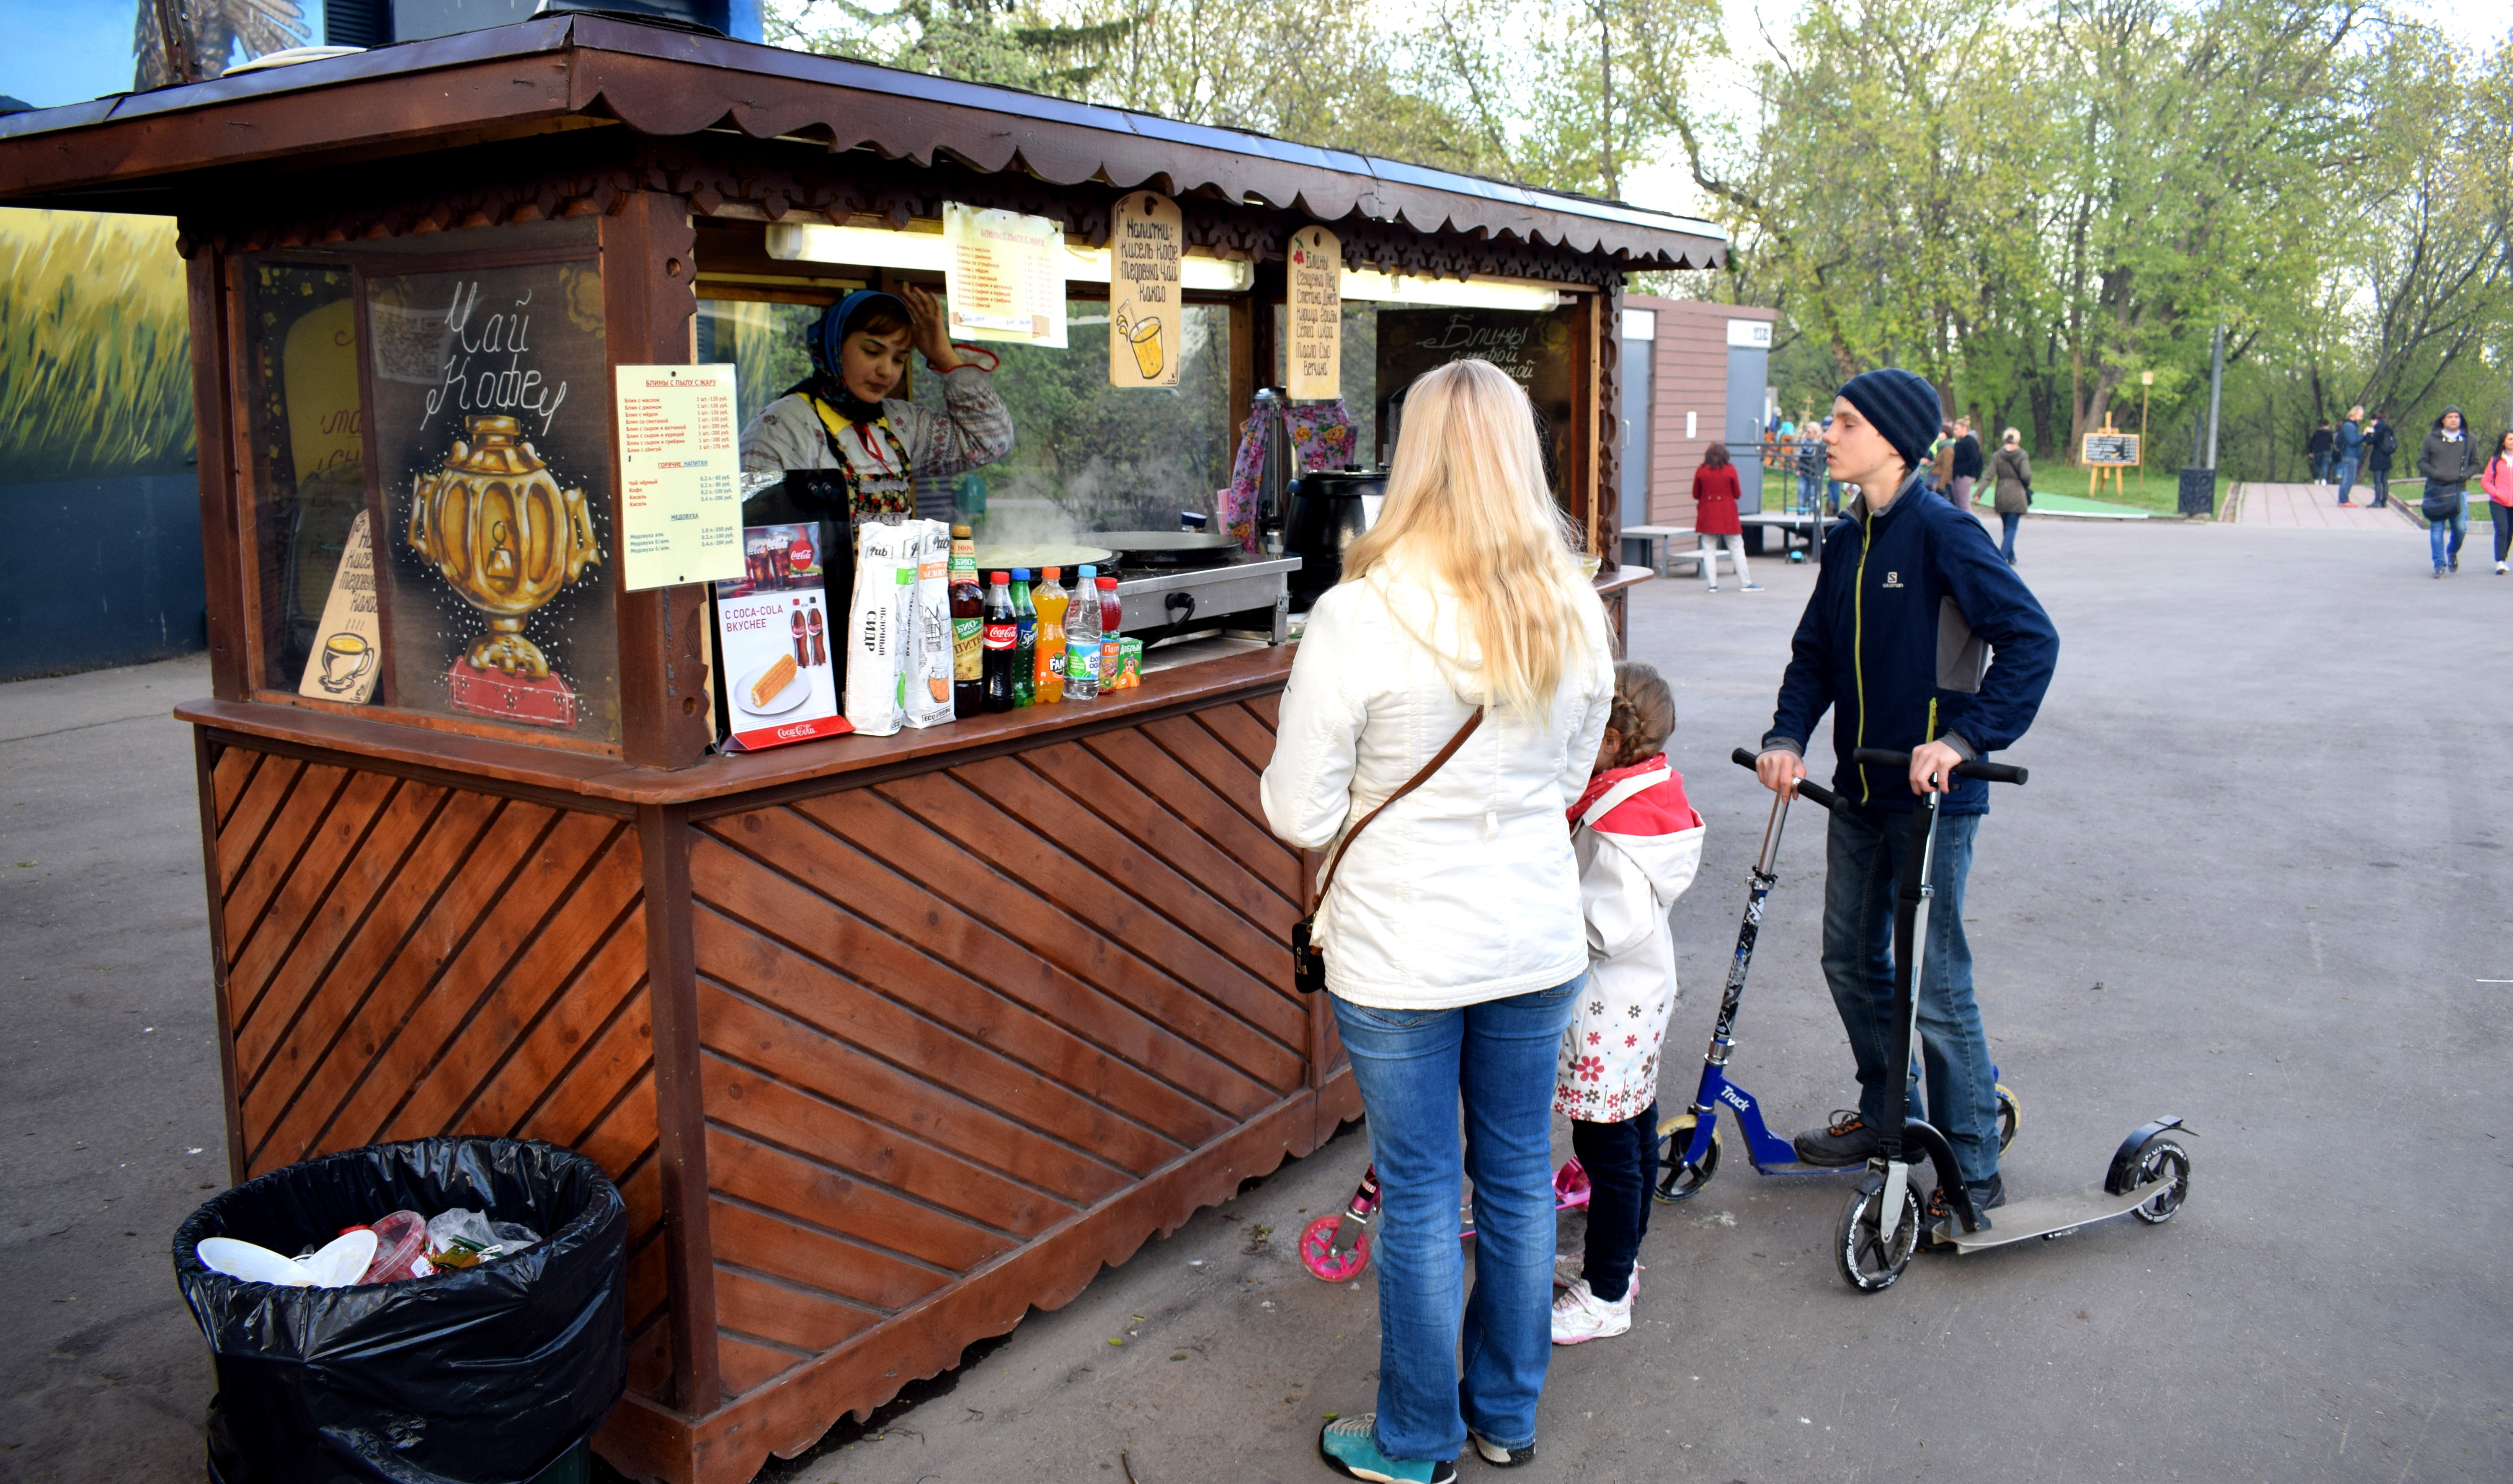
1318, 1415, 1457, 1483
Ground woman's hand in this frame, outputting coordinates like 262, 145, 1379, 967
900, 283, 963, 373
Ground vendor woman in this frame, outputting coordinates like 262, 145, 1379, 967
740, 285, 1013, 522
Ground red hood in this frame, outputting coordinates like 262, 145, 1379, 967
1569, 754, 1703, 836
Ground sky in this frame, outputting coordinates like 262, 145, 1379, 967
0, 0, 328, 108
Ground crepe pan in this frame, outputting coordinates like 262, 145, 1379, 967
1091, 530, 1245, 566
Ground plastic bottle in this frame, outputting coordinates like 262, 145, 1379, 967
1063, 564, 1100, 700
1009, 568, 1037, 707
1096, 575, 1124, 690
949, 525, 983, 717
982, 571, 1016, 713
1032, 566, 1068, 705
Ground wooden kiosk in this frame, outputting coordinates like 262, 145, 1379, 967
0, 20, 1722, 1481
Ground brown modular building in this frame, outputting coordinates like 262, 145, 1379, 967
0, 18, 1723, 1482
1618, 297, 1780, 531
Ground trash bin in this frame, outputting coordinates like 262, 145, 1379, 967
173, 1136, 627, 1484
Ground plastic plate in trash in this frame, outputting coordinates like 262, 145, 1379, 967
197, 1237, 315, 1287
302, 1229, 378, 1287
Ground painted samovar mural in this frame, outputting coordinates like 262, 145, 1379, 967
406, 414, 600, 726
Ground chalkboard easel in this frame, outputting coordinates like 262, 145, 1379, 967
2081, 424, 2140, 502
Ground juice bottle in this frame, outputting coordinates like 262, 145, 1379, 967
1032, 566, 1068, 704
1010, 568, 1037, 707
981, 572, 1016, 713
948, 525, 983, 716
1063, 564, 1100, 700
1096, 576, 1124, 690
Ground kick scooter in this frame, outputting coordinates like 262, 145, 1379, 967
1831, 747, 2191, 1293
1298, 1158, 1592, 1282
1654, 749, 2016, 1203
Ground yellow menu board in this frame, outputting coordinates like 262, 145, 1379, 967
1288, 226, 1342, 399
944, 202, 1068, 348
1109, 191, 1184, 388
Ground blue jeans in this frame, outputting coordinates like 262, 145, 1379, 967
2312, 451, 2333, 483
1821, 807, 1999, 1183
1999, 510, 2020, 561
1331, 977, 1580, 1459
2429, 491, 2468, 569
2335, 456, 2359, 504
1797, 472, 1819, 511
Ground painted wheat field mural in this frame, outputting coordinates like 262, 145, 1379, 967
0, 207, 196, 483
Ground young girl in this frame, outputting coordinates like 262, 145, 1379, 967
2482, 429, 2513, 575
1551, 661, 1704, 1344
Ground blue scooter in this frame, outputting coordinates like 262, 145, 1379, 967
1652, 748, 2017, 1204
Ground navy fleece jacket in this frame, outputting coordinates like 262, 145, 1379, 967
1762, 473, 2059, 815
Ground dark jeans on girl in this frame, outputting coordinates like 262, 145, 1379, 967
2492, 502, 2512, 564
1569, 1102, 1659, 1302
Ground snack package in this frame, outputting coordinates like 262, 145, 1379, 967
1116, 636, 1143, 689
903, 520, 956, 728
845, 522, 911, 736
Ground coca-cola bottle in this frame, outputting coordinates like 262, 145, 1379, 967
981, 572, 1017, 713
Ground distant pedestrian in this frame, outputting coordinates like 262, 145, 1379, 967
1796, 423, 1826, 513
2334, 406, 2365, 506
2417, 405, 2477, 577
2483, 430, 2513, 575
1820, 418, 1845, 513
1989, 428, 2033, 564
2365, 412, 2398, 508
2307, 420, 2335, 484
1691, 442, 1761, 592
1950, 419, 1984, 510
1930, 421, 1957, 493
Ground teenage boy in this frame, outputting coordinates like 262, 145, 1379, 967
1754, 368, 2060, 1217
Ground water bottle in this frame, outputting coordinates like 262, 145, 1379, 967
1063, 564, 1100, 700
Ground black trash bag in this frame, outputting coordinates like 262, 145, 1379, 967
173, 1137, 627, 1484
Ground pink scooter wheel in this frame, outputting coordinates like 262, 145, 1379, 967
1299, 1213, 1371, 1281
1554, 1157, 1592, 1211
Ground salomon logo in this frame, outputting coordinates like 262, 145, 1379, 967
1882, 572, 1904, 589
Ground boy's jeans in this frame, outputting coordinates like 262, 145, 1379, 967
1821, 806, 2000, 1184
1329, 976, 1579, 1460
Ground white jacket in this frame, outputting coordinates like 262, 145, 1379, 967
1260, 559, 1616, 1010
1554, 759, 1705, 1121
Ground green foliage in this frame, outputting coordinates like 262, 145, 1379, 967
0, 209, 196, 483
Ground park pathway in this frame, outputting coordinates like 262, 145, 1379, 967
2227, 479, 2417, 528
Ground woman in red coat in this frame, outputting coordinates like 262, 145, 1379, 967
1690, 442, 1760, 591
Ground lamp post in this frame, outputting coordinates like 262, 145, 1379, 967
2140, 371, 2153, 495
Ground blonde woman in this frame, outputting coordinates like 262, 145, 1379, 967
1263, 358, 1614, 1482
1990, 428, 2033, 563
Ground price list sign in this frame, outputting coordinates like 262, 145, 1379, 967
615, 363, 744, 591
1287, 226, 1342, 399
944, 202, 1068, 348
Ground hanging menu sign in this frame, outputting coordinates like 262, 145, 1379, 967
944, 202, 1068, 348
615, 363, 744, 592
1287, 226, 1342, 399
1109, 191, 1184, 389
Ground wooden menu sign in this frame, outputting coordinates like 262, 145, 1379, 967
1287, 226, 1342, 399
1109, 191, 1183, 388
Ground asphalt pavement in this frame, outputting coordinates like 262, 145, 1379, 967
4, 514, 2508, 1483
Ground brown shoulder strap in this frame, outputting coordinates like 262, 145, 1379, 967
1312, 708, 1485, 907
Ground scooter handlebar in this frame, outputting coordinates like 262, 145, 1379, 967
1850, 746, 2028, 786
1729, 747, 1852, 813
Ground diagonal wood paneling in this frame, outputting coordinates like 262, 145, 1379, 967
200, 744, 672, 1399
687, 698, 1314, 1408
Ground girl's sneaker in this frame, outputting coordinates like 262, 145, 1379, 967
1552, 1251, 1584, 1287
1550, 1278, 1634, 1345
1318, 1415, 1455, 1484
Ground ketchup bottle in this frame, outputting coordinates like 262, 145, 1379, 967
981, 572, 1017, 713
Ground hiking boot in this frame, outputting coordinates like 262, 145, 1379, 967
1793, 1109, 1881, 1167
1469, 1431, 1537, 1468
1551, 1278, 1634, 1345
1319, 1416, 1455, 1484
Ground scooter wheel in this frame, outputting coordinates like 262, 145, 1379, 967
1652, 1114, 1722, 1203
1298, 1214, 1371, 1281
2126, 1136, 2191, 1225
1995, 1082, 2022, 1154
1835, 1180, 1920, 1292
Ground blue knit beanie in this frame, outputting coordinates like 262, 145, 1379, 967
1837, 368, 1942, 475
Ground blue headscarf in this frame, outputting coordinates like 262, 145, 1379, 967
792, 289, 913, 423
